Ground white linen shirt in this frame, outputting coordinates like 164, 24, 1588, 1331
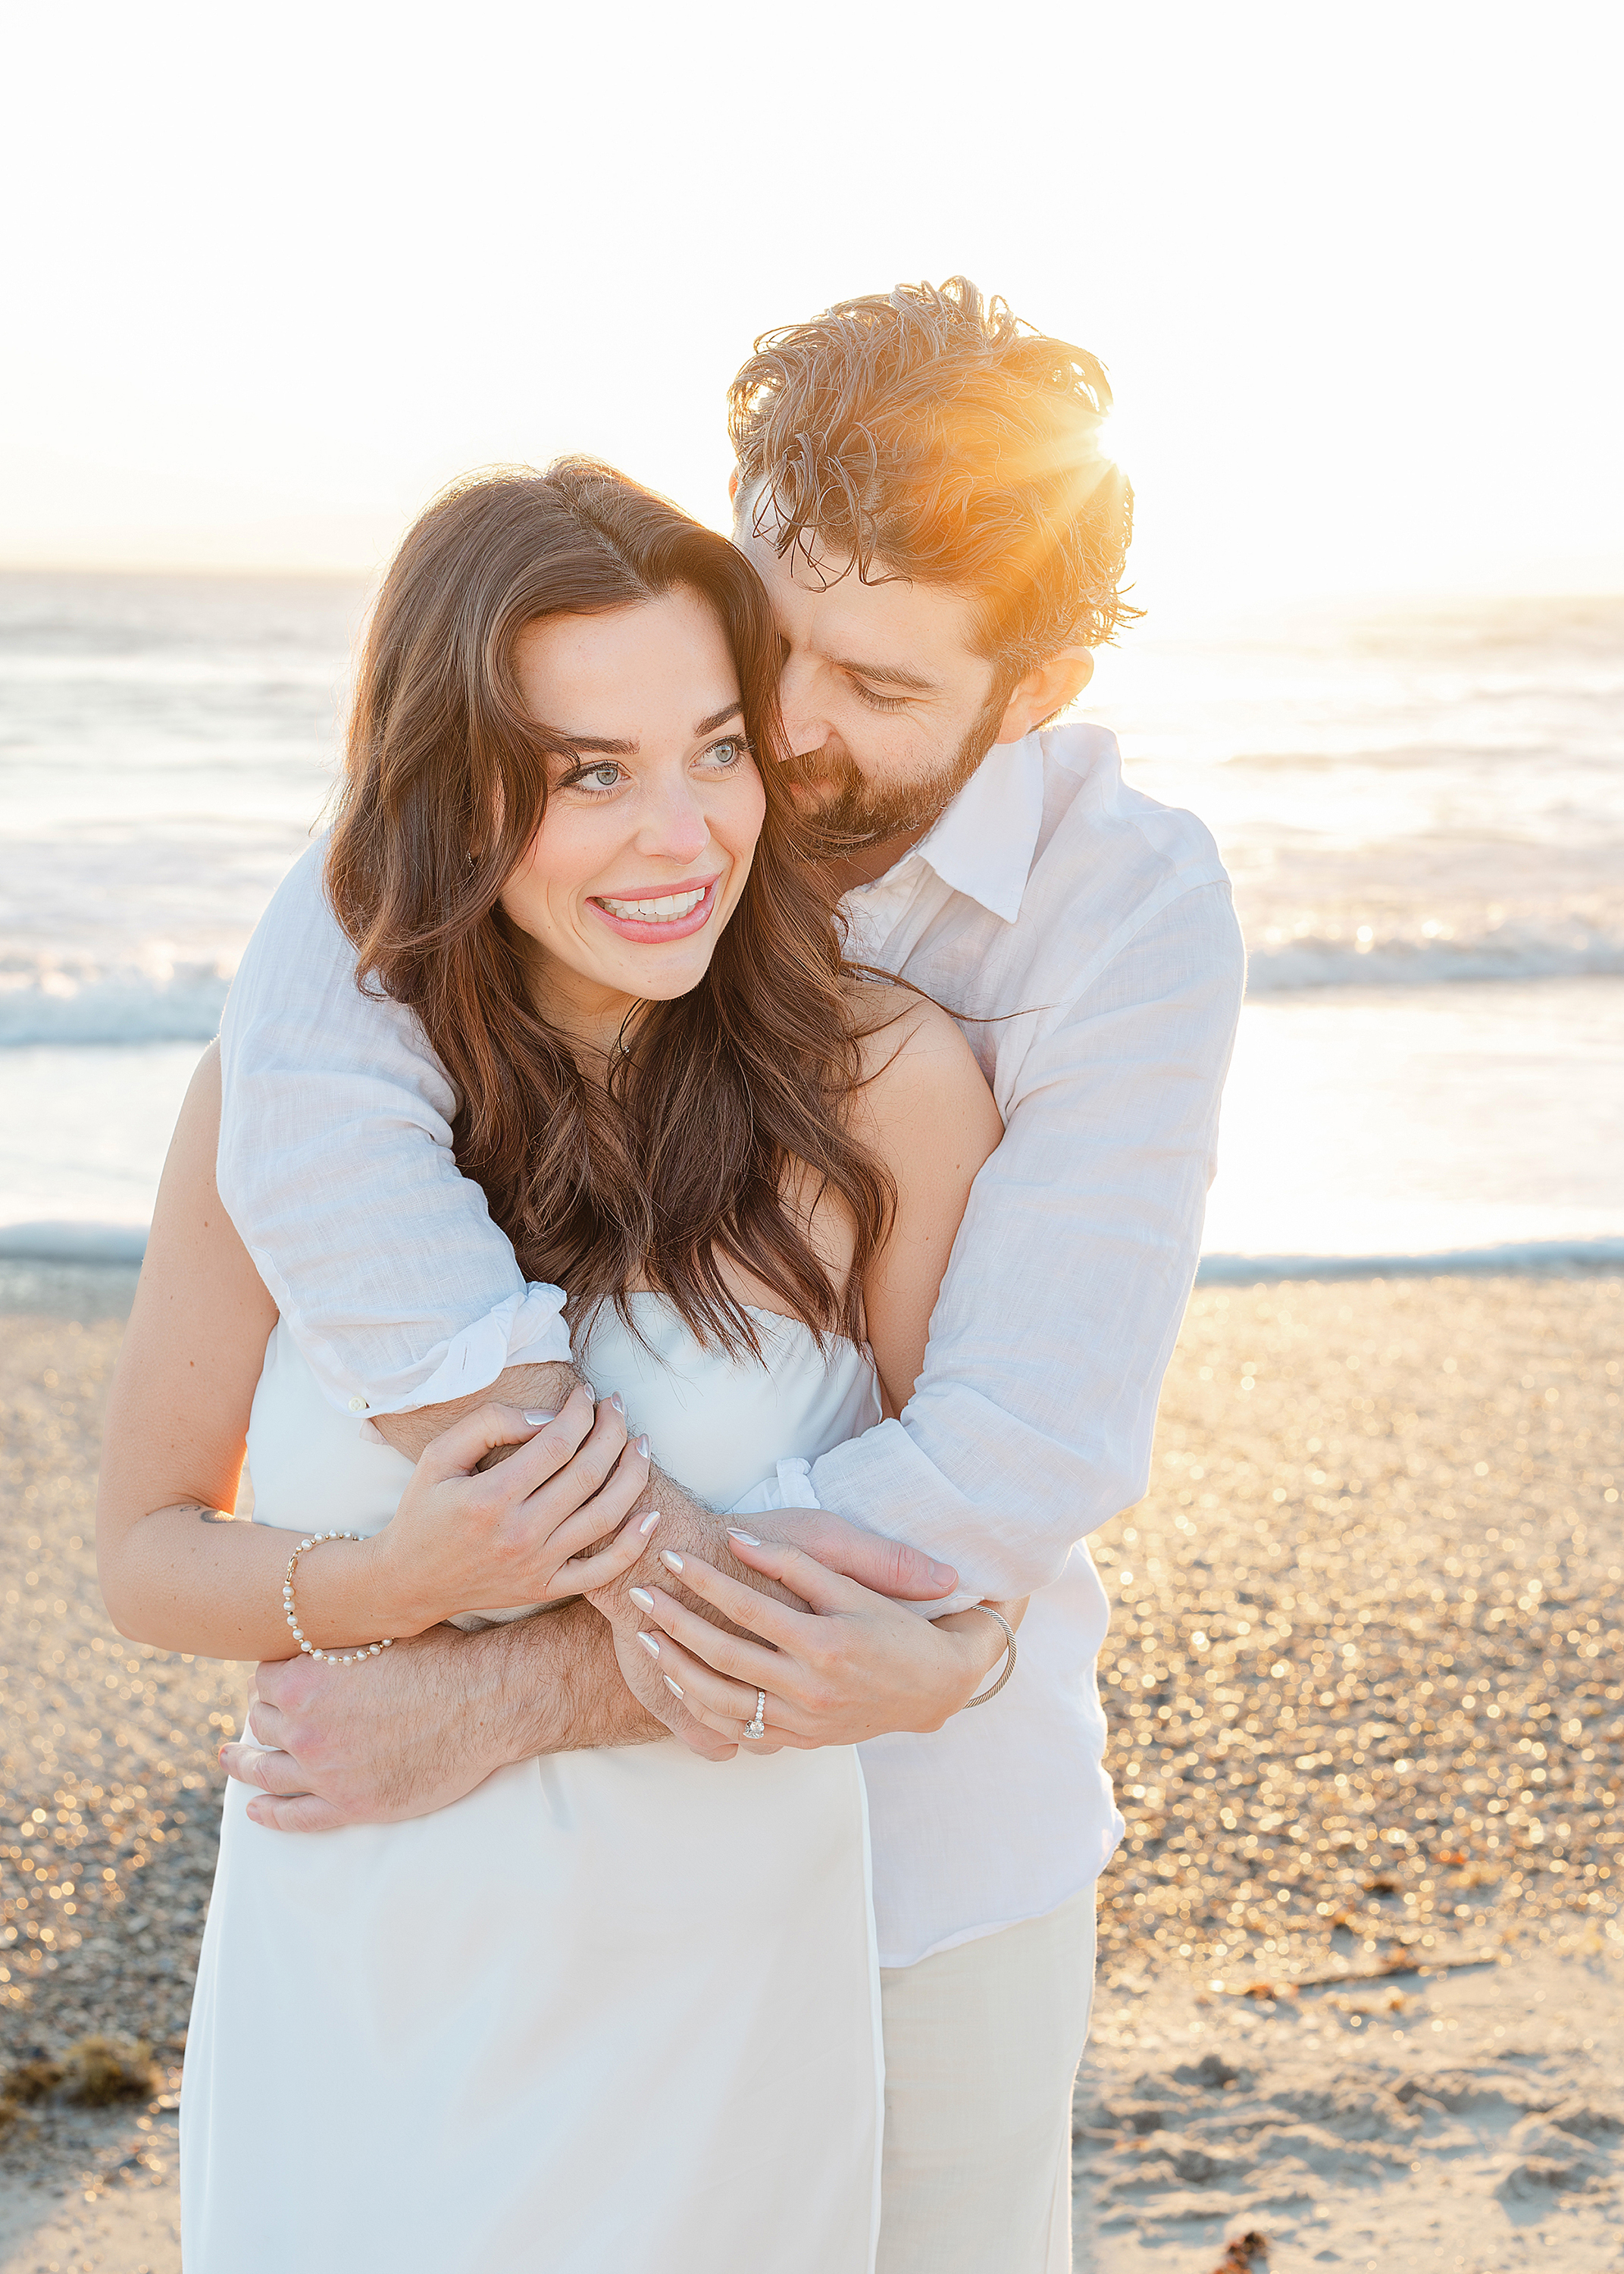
216, 723, 1244, 1966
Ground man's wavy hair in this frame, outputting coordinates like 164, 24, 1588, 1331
729, 276, 1138, 691
326, 460, 893, 1355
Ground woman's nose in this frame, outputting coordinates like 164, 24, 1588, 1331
634, 781, 711, 863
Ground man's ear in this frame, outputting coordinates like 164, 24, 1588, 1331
727, 465, 741, 509
991, 647, 1095, 744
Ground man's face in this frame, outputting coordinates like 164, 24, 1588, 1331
734, 484, 1009, 845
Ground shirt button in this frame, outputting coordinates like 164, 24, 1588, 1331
349, 1395, 368, 1414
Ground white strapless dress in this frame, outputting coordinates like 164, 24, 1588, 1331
181, 1299, 885, 2273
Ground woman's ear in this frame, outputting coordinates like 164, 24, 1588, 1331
991, 647, 1095, 744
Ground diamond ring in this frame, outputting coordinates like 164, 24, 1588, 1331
743, 1690, 767, 1740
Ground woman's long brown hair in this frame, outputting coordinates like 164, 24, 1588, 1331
326, 459, 895, 1354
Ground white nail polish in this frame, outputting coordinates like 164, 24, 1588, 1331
629, 1586, 655, 1612
659, 1549, 684, 1574
522, 1411, 555, 1426
663, 1674, 684, 1699
639, 1510, 662, 1534
636, 1435, 651, 1458
726, 1528, 762, 1547
637, 1631, 660, 1658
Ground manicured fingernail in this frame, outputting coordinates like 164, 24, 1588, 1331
637, 1630, 660, 1658
522, 1410, 554, 1426
636, 1435, 651, 1459
659, 1549, 684, 1574
639, 1509, 662, 1534
727, 1528, 762, 1546
629, 1586, 655, 1612
609, 1391, 625, 1414
663, 1674, 684, 1699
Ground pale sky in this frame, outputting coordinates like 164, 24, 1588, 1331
5, 1, 1622, 612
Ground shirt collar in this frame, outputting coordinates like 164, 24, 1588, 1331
895, 731, 1047, 925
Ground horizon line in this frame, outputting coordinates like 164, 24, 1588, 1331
2, 560, 1623, 617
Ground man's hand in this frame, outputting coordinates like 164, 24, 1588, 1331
629, 1533, 1025, 1749
371, 1359, 580, 1466
606, 1621, 740, 1763
221, 1603, 665, 1831
582, 1481, 960, 1755
587, 1473, 958, 1637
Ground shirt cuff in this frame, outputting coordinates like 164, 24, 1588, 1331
728, 1455, 822, 1516
360, 1283, 572, 1416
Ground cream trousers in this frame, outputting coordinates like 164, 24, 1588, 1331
876, 1887, 1097, 2274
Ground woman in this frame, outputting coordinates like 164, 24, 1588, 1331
96, 462, 1007, 2271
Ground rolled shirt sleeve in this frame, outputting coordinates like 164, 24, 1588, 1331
805, 879, 1246, 1610
216, 842, 570, 1417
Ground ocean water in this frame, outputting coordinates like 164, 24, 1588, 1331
1, 572, 1619, 1272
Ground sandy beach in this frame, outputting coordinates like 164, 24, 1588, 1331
1, 1267, 1619, 2272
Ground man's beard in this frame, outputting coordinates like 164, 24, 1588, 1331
781, 686, 1007, 854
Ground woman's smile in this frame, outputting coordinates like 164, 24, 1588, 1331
589, 872, 722, 942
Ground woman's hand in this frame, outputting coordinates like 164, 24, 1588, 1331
626, 1532, 1025, 1749
361, 1385, 655, 1637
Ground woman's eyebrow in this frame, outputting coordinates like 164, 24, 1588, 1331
546, 731, 637, 756
545, 701, 742, 756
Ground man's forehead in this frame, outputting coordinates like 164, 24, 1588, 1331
736, 483, 981, 675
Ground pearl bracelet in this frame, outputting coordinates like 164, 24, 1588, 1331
283, 1530, 393, 1666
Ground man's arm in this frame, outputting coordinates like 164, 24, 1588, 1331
803, 879, 1246, 1602
625, 879, 1245, 1740
226, 1600, 697, 1834
217, 842, 574, 1420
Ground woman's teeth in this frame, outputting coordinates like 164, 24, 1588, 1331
597, 886, 708, 922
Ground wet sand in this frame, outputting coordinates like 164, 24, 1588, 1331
1, 1270, 1619, 2271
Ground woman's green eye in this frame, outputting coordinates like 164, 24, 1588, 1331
704, 738, 746, 767
574, 762, 623, 791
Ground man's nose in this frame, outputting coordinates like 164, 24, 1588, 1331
775, 651, 829, 760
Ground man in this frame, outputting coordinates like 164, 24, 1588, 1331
214, 277, 1244, 2271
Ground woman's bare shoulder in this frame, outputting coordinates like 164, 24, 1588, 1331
843, 982, 1000, 1154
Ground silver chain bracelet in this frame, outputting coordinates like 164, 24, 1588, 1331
959, 1605, 1017, 1709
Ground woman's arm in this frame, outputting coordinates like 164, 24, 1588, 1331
98, 1044, 289, 1657
97, 1048, 651, 1662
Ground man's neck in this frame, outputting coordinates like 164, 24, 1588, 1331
825, 822, 932, 897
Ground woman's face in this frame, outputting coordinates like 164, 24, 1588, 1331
499, 587, 767, 1043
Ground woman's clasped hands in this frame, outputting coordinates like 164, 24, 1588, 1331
628, 1531, 1028, 1752
358, 1383, 654, 1637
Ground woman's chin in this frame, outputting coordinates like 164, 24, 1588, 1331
619, 947, 719, 1003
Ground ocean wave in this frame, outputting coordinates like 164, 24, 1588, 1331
8, 1220, 1618, 1277
4, 933, 1621, 1038
0, 1221, 149, 1264
0, 961, 233, 1045
1197, 1238, 1624, 1285
1245, 931, 1624, 992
